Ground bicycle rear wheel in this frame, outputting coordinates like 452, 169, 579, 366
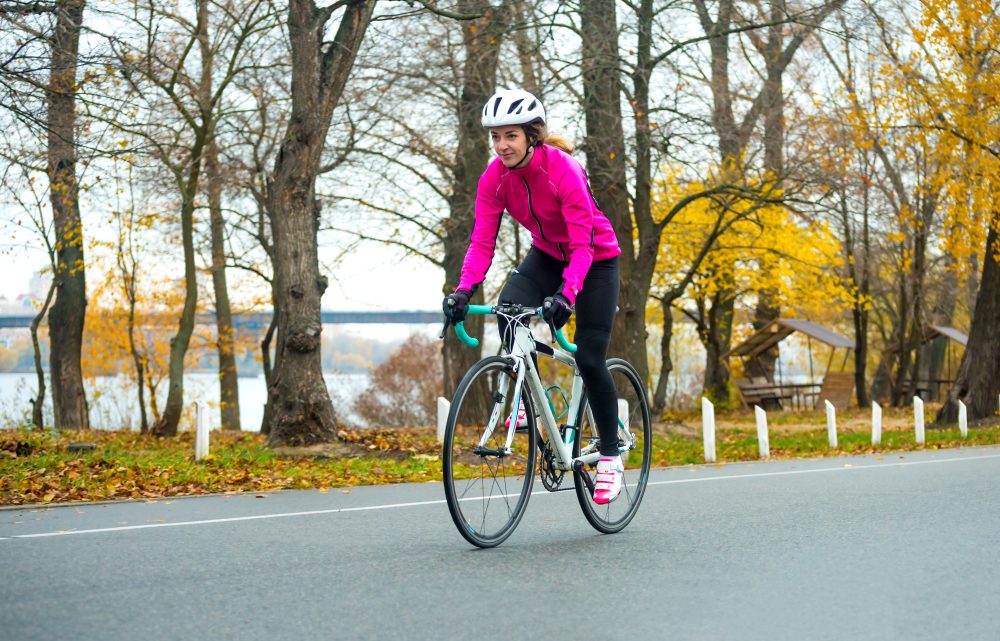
443, 356, 538, 548
572, 358, 652, 533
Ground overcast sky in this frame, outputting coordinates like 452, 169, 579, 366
0, 230, 444, 312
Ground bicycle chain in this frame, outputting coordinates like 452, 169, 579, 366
539, 439, 566, 491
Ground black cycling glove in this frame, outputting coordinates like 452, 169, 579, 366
542, 293, 573, 330
443, 289, 472, 323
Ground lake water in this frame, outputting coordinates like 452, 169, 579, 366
0, 371, 370, 432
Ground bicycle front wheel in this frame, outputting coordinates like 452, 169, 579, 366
572, 358, 652, 534
443, 356, 538, 548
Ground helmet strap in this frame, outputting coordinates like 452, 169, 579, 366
513, 145, 533, 169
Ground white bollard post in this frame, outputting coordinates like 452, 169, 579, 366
701, 397, 716, 463
195, 402, 209, 461
437, 397, 450, 443
754, 405, 770, 459
914, 396, 925, 444
958, 400, 968, 438
825, 400, 838, 448
872, 401, 882, 446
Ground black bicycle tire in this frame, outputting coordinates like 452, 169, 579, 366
442, 356, 538, 548
571, 358, 652, 534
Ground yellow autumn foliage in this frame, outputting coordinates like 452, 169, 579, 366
651, 167, 850, 320
878, 0, 1000, 272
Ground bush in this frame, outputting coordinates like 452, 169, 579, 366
351, 334, 443, 428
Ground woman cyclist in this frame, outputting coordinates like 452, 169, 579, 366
442, 88, 624, 504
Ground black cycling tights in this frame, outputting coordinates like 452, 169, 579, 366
497, 247, 621, 457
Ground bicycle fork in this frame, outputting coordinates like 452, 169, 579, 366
476, 357, 525, 457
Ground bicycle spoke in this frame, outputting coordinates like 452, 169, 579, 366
498, 458, 513, 517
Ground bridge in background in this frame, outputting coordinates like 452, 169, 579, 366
0, 310, 442, 330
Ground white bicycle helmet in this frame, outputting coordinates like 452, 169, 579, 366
481, 89, 546, 128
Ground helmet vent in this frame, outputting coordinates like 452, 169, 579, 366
507, 98, 524, 114
493, 97, 502, 117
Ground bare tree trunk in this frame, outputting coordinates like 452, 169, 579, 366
651, 297, 673, 413
151, 0, 213, 437
146, 377, 161, 424
697, 0, 743, 402
205, 136, 241, 430
126, 305, 148, 433
263, 0, 374, 447
118, 232, 149, 433
259, 308, 276, 435
746, 0, 786, 381
890, 191, 934, 406
31, 279, 57, 429
746, 293, 780, 380
153, 164, 202, 436
442, 0, 507, 399
625, 0, 662, 395
46, 0, 89, 431
580, 0, 645, 385
936, 219, 1000, 424
195, 0, 242, 432
510, 0, 540, 97
841, 184, 871, 408
702, 290, 736, 402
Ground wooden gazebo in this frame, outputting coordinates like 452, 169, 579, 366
722, 319, 855, 410
922, 325, 967, 400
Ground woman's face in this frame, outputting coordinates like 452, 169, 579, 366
490, 126, 531, 167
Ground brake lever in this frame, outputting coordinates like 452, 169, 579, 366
546, 319, 558, 345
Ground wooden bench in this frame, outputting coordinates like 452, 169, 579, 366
736, 378, 792, 410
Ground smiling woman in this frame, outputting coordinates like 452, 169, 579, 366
443, 88, 627, 505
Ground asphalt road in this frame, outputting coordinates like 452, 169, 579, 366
2, 446, 1000, 641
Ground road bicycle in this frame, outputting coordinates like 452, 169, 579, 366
440, 303, 651, 548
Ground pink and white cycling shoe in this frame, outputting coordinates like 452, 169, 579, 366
592, 456, 624, 504
504, 402, 528, 429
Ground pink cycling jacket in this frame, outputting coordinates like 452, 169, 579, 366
456, 144, 621, 305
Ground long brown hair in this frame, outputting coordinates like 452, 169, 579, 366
522, 119, 575, 154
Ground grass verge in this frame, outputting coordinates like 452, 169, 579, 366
2, 406, 999, 507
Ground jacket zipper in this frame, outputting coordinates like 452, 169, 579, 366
522, 176, 566, 261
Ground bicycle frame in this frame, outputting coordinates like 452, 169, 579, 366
485, 324, 611, 471
450, 303, 636, 472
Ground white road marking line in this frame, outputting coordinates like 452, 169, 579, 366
1, 499, 449, 540
2, 451, 999, 541
646, 451, 1000, 486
